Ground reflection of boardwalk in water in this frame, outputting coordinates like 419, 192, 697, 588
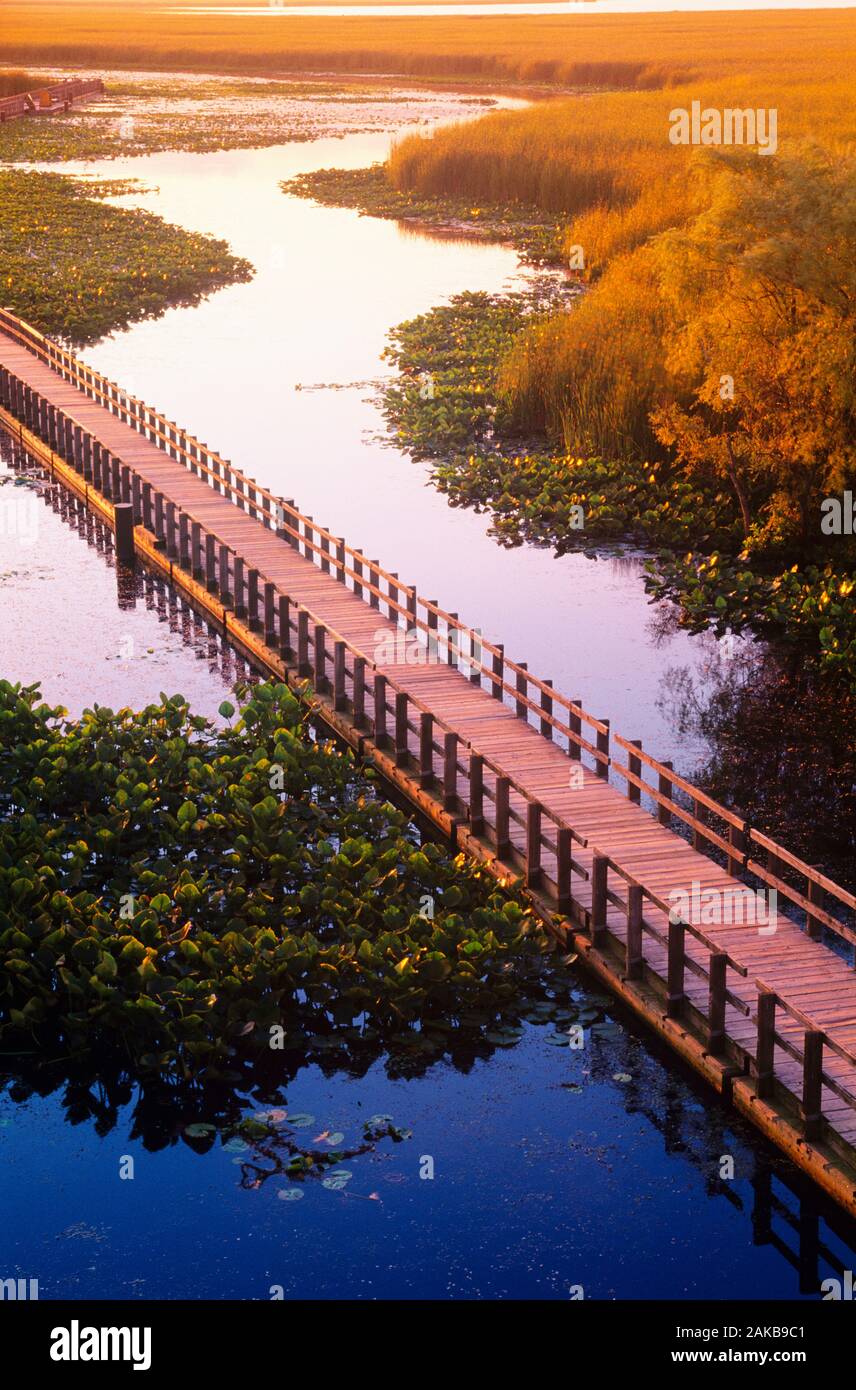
594, 1022, 856, 1296
3, 306, 856, 1220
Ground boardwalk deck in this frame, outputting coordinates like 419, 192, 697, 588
2, 307, 856, 1214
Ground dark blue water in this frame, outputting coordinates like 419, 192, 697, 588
3, 433, 856, 1303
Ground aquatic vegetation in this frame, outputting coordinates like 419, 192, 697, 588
0, 169, 253, 344
646, 556, 856, 689
0, 75, 441, 164
282, 165, 566, 265
0, 679, 548, 1079
382, 291, 742, 554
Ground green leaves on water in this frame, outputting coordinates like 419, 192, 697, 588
0, 679, 546, 1079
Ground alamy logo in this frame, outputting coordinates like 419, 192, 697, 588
50, 1320, 152, 1372
669, 102, 777, 155
668, 879, 777, 930
0, 1276, 38, 1300
821, 490, 856, 535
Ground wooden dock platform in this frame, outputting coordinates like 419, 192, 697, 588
2, 306, 856, 1216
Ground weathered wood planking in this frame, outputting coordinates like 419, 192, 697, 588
2, 311, 856, 1217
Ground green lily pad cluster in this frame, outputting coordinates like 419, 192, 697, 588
0, 679, 546, 1078
382, 291, 742, 554
0, 168, 253, 345
646, 554, 856, 687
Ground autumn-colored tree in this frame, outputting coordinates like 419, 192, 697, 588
650, 146, 856, 548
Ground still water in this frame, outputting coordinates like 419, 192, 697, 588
3, 79, 849, 1301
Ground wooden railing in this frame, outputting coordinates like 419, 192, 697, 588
0, 79, 104, 121
2, 304, 853, 960
4, 330, 856, 1159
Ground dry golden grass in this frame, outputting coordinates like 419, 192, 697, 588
2, 5, 854, 89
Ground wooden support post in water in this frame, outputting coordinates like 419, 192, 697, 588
352, 656, 366, 728
248, 569, 261, 631
333, 641, 347, 711
628, 739, 642, 803
708, 952, 727, 1054
165, 502, 178, 559
469, 754, 484, 834
495, 777, 510, 858
625, 883, 643, 980
297, 610, 310, 676
219, 544, 231, 605
556, 827, 572, 912
113, 503, 135, 564
591, 854, 608, 945
373, 673, 388, 746
264, 582, 276, 644
658, 760, 673, 826
596, 719, 610, 781
154, 491, 166, 549
395, 693, 409, 768
755, 992, 776, 1099
802, 1030, 824, 1141
178, 514, 190, 567
667, 916, 686, 1018
278, 594, 291, 660
443, 732, 458, 811
419, 713, 434, 788
205, 534, 218, 592
313, 624, 327, 690
526, 802, 542, 888
191, 521, 203, 581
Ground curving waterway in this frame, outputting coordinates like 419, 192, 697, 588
1, 77, 853, 1300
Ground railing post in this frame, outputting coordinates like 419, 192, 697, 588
447, 614, 458, 667
802, 1030, 824, 1141
443, 732, 458, 811
540, 680, 553, 740
427, 602, 438, 662
353, 553, 363, 600
526, 801, 542, 888
569, 701, 582, 760
658, 760, 673, 825
755, 991, 776, 1099
667, 915, 685, 1018
419, 713, 434, 788
728, 822, 746, 877
628, 739, 642, 803
806, 870, 823, 942
596, 719, 610, 780
625, 883, 643, 980
591, 854, 607, 945
395, 692, 409, 768
515, 662, 528, 719
336, 538, 346, 584
469, 629, 482, 686
491, 644, 504, 701
469, 754, 484, 834
369, 561, 380, 610
692, 797, 708, 852
708, 952, 727, 1054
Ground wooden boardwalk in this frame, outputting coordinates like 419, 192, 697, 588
2, 307, 856, 1216
0, 78, 104, 122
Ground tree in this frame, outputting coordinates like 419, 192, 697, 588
650, 146, 856, 548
